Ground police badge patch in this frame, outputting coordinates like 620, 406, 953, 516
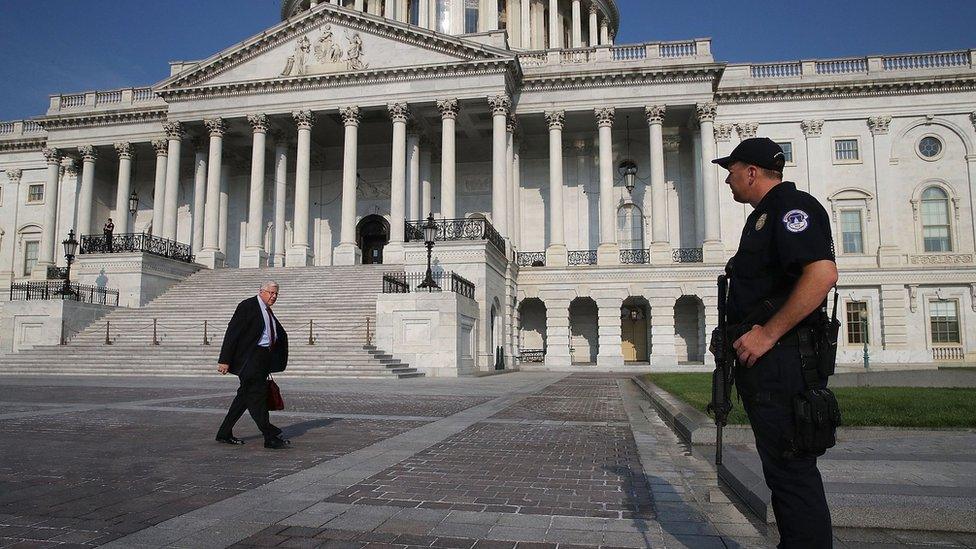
783, 209, 810, 233
755, 213, 767, 230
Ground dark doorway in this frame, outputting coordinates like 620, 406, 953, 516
357, 215, 390, 264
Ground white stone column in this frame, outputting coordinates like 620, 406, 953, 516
242, 113, 269, 268
198, 118, 226, 269
384, 0, 395, 18
545, 110, 567, 265
420, 141, 433, 217
506, 115, 516, 247
489, 94, 510, 238
697, 102, 722, 262
648, 294, 677, 365
151, 139, 167, 237
645, 105, 670, 263
594, 292, 625, 367
692, 127, 704, 245
162, 121, 183, 241
600, 20, 609, 45
272, 132, 289, 267
335, 106, 362, 266
520, 0, 532, 48
219, 163, 229, 256
355, 0, 364, 11
75, 145, 98, 238
571, 0, 582, 47
3, 170, 22, 279
191, 139, 207, 254
386, 102, 410, 264
407, 128, 421, 222
868, 116, 899, 266
547, 0, 559, 49
513, 142, 522, 249
113, 142, 134, 235
419, 0, 430, 28
595, 107, 618, 265
588, 3, 598, 46
289, 110, 315, 266
35, 149, 61, 274
437, 98, 459, 219
486, 0, 498, 30
543, 296, 572, 367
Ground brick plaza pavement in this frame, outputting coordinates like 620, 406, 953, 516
0, 373, 971, 548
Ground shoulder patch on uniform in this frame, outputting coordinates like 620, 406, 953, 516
782, 209, 810, 233
755, 213, 767, 230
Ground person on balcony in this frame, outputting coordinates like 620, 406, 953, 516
103, 218, 114, 252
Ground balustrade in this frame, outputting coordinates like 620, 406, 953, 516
9, 281, 119, 306
404, 217, 505, 255
660, 41, 696, 58
750, 62, 802, 78
568, 250, 598, 265
672, 248, 703, 263
883, 51, 969, 71
382, 271, 475, 299
619, 248, 650, 264
80, 233, 194, 263
517, 251, 546, 267
816, 58, 868, 75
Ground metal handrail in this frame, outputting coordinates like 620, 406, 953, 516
404, 218, 505, 255
80, 233, 194, 263
9, 281, 119, 306
382, 271, 475, 299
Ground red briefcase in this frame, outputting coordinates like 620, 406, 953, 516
267, 376, 284, 411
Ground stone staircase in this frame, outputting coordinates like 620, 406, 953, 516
0, 265, 424, 378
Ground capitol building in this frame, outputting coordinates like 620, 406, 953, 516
0, 0, 974, 374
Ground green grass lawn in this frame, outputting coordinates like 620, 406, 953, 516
641, 373, 976, 428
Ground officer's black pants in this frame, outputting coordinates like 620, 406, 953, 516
738, 343, 832, 548
217, 347, 281, 442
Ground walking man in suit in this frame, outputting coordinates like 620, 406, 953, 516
216, 281, 290, 449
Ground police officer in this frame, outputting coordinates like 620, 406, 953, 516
713, 137, 838, 548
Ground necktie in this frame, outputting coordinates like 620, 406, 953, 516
267, 308, 277, 347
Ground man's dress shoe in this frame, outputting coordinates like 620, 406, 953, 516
264, 437, 288, 449
215, 436, 245, 445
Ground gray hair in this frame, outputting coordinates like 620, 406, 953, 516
260, 281, 279, 291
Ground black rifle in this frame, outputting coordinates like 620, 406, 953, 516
707, 274, 733, 465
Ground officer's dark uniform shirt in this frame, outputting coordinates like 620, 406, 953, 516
727, 181, 834, 326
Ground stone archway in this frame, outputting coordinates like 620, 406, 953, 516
675, 295, 706, 363
569, 297, 598, 364
518, 298, 547, 363
356, 214, 389, 264
621, 297, 651, 363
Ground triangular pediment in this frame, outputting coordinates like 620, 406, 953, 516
156, 4, 513, 93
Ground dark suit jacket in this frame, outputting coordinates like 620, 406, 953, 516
218, 296, 288, 376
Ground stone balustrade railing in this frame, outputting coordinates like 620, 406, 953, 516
519, 38, 710, 68
0, 120, 45, 139
740, 49, 974, 80
48, 87, 160, 114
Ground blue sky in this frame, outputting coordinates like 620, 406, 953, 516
1, 0, 973, 120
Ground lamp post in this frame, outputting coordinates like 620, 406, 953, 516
128, 190, 139, 216
61, 229, 79, 296
417, 213, 440, 291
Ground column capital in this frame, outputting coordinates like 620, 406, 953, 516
868, 115, 892, 135
5, 168, 23, 183
645, 105, 666, 125
78, 145, 98, 162
204, 118, 227, 137
62, 158, 78, 176
714, 124, 734, 141
114, 142, 135, 160
152, 139, 169, 156
696, 102, 717, 123
387, 102, 411, 123
339, 106, 361, 127
801, 119, 824, 138
736, 122, 758, 139
488, 94, 511, 116
663, 135, 681, 152
292, 110, 315, 130
506, 113, 519, 134
594, 106, 615, 127
247, 113, 270, 133
437, 98, 460, 119
588, 2, 598, 14
545, 110, 565, 130
163, 121, 185, 140
42, 147, 61, 165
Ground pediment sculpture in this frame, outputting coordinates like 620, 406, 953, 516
281, 26, 369, 77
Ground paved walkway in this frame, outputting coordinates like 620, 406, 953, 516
0, 373, 971, 548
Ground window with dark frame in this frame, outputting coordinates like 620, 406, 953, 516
846, 301, 868, 344
930, 300, 960, 344
776, 142, 793, 164
27, 184, 44, 203
840, 210, 864, 254
23, 240, 39, 275
834, 139, 859, 161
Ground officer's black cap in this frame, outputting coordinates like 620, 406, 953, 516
712, 137, 786, 171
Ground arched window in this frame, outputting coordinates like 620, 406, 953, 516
921, 187, 952, 252
616, 204, 644, 250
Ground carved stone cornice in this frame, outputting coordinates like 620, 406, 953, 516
521, 65, 721, 93
5, 169, 23, 183
204, 118, 227, 137
163, 121, 185, 140
35, 108, 167, 131
595, 107, 615, 128
868, 115, 892, 135
78, 145, 98, 162
339, 106, 361, 127
801, 119, 824, 138
545, 110, 565, 130
437, 98, 460, 120
387, 102, 410, 123
663, 135, 681, 152
488, 94, 511, 116
42, 147, 62, 165
696, 102, 717, 123
645, 105, 665, 125
152, 139, 169, 156
114, 142, 135, 160
247, 113, 270, 133
716, 75, 976, 104
714, 124, 734, 141
736, 122, 758, 139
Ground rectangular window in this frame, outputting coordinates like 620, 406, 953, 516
27, 184, 44, 203
834, 139, 859, 162
846, 301, 868, 344
497, 0, 507, 29
24, 241, 39, 275
408, 0, 419, 25
921, 201, 951, 252
840, 210, 864, 254
930, 300, 960, 344
776, 142, 793, 164
464, 0, 478, 33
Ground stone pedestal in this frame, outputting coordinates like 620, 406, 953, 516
74, 252, 201, 308
240, 249, 268, 269
597, 243, 620, 266
877, 245, 903, 267
0, 300, 114, 354
702, 241, 725, 264
543, 298, 572, 367
383, 242, 406, 265
595, 295, 624, 367
196, 249, 226, 270
649, 242, 672, 264
332, 243, 361, 266
545, 244, 567, 267
648, 296, 677, 364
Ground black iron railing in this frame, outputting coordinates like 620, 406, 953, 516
568, 249, 598, 266
10, 281, 119, 306
382, 271, 475, 300
80, 233, 194, 263
620, 248, 650, 264
672, 247, 704, 263
46, 266, 69, 280
520, 349, 545, 363
405, 218, 505, 255
517, 251, 546, 267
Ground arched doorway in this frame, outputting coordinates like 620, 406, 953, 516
675, 295, 706, 363
621, 297, 650, 362
518, 298, 547, 363
569, 297, 598, 364
356, 215, 389, 264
